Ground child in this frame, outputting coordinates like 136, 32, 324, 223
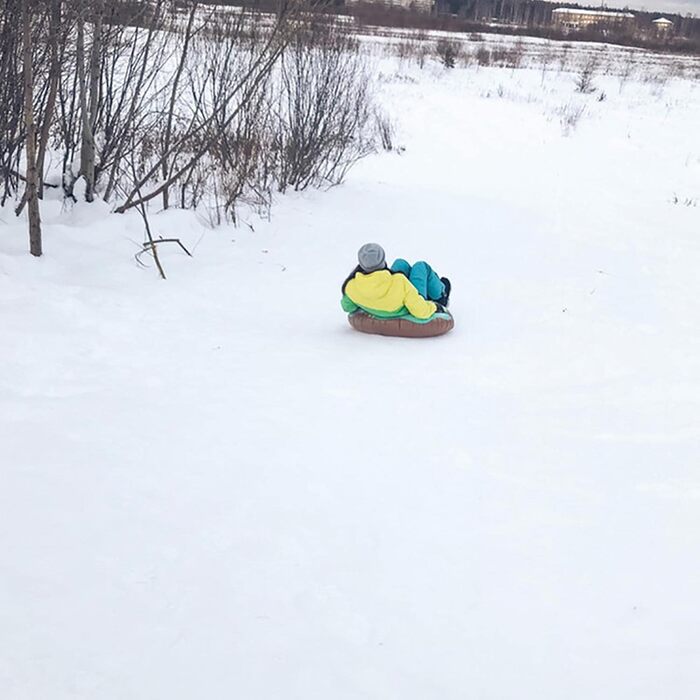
341, 243, 451, 321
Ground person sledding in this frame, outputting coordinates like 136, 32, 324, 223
341, 243, 451, 320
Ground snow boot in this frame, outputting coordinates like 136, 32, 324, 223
437, 277, 451, 307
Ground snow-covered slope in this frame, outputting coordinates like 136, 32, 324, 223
2, 41, 700, 699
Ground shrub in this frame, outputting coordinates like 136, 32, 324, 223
556, 103, 586, 135
436, 39, 459, 69
374, 110, 395, 152
475, 46, 491, 66
274, 24, 376, 192
575, 58, 598, 93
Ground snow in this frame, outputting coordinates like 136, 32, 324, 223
2, 37, 700, 699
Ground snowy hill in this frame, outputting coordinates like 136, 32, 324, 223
2, 36, 700, 699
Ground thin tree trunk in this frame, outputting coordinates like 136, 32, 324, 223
36, 0, 61, 199
162, 2, 197, 210
77, 3, 102, 202
21, 0, 42, 257
87, 4, 102, 141
76, 14, 91, 199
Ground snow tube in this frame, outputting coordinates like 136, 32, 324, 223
348, 310, 454, 338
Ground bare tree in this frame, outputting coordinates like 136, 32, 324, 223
0, 0, 24, 206
113, 3, 298, 214
161, 1, 198, 210
75, 0, 104, 201
99, 2, 171, 203
21, 0, 42, 256
36, 0, 62, 199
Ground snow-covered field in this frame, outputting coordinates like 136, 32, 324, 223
2, 33, 700, 699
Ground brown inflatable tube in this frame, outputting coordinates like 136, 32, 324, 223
348, 311, 454, 338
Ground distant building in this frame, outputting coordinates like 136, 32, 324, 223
552, 7, 635, 33
652, 17, 674, 37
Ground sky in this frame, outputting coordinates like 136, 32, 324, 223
586, 0, 698, 15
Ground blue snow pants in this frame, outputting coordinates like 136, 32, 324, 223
390, 259, 445, 301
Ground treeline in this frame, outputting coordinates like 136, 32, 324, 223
339, 1, 700, 54
439, 0, 699, 40
190, 0, 700, 53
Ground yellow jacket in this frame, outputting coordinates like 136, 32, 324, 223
342, 269, 437, 320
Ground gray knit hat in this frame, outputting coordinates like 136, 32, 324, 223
357, 243, 386, 272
